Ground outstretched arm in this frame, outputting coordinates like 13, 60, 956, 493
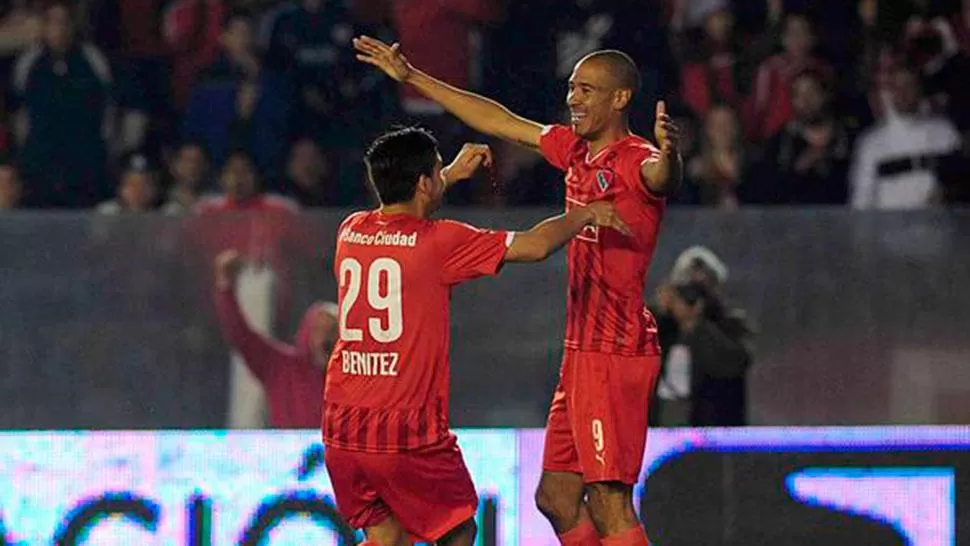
354, 36, 544, 149
505, 202, 631, 262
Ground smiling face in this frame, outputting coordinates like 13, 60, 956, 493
566, 57, 633, 141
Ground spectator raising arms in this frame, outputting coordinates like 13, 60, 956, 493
214, 248, 336, 429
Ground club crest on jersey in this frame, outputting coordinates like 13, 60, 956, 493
595, 170, 613, 192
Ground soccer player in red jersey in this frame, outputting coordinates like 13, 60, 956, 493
354, 38, 683, 546
323, 127, 631, 546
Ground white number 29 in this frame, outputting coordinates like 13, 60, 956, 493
338, 257, 404, 343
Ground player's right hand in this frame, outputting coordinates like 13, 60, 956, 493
353, 35, 412, 82
214, 249, 243, 289
443, 143, 493, 185
585, 201, 633, 236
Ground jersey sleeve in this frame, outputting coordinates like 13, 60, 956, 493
435, 220, 514, 285
539, 124, 580, 170
617, 142, 664, 201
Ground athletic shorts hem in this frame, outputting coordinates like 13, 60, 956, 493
582, 473, 640, 486
541, 463, 582, 475
415, 503, 478, 542
346, 506, 391, 531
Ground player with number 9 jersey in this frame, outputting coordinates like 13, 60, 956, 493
321, 127, 633, 546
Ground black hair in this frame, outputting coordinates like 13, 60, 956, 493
176, 139, 211, 160
364, 127, 439, 205
674, 281, 726, 323
222, 8, 252, 31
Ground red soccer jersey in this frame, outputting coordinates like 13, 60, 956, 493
539, 124, 665, 356
322, 210, 513, 453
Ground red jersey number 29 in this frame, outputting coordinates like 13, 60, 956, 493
338, 257, 404, 343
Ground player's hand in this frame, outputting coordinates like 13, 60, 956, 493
214, 249, 243, 290
584, 201, 633, 236
654, 101, 682, 156
353, 35, 412, 82
443, 143, 493, 186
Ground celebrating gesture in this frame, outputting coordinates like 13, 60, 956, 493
349, 33, 680, 546
353, 36, 413, 82
654, 100, 682, 155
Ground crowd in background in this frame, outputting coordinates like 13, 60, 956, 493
0, 0, 968, 213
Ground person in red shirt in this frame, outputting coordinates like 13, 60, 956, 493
322, 127, 629, 546
353, 37, 682, 546
213, 248, 336, 429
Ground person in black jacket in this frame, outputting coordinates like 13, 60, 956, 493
652, 246, 754, 427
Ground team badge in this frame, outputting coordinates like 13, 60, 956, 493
596, 170, 613, 192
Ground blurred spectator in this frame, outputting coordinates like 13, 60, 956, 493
392, 0, 498, 119
162, 0, 228, 106
0, 158, 23, 211
950, 0, 970, 54
163, 141, 211, 214
653, 247, 753, 427
746, 11, 831, 141
848, 0, 899, 120
686, 104, 746, 208
903, 13, 970, 131
850, 63, 961, 209
96, 153, 160, 214
213, 248, 335, 429
390, 0, 498, 204
260, 0, 362, 139
672, 0, 745, 118
183, 9, 293, 186
282, 137, 330, 207
742, 68, 852, 205
196, 149, 298, 213
11, 1, 114, 208
0, 1, 41, 77
193, 149, 300, 428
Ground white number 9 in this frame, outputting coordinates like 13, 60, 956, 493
592, 419, 605, 452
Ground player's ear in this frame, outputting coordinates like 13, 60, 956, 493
612, 89, 633, 112
415, 174, 432, 197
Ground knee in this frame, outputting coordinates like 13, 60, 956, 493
535, 481, 581, 529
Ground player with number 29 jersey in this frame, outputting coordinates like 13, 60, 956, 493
323, 210, 512, 453
320, 127, 632, 545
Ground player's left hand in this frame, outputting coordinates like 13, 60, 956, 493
654, 101, 682, 155
442, 143, 493, 186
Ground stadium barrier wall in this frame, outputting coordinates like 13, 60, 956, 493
2, 210, 969, 430
0, 427, 965, 545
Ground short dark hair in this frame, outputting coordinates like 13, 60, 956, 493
43, 0, 74, 16
583, 50, 642, 96
222, 8, 253, 31
792, 66, 833, 95
364, 127, 439, 206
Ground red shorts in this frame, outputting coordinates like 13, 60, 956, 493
324, 436, 478, 542
542, 349, 661, 484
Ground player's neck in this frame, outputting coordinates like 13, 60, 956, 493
586, 125, 631, 157
379, 202, 425, 218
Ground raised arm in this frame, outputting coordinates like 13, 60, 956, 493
505, 202, 631, 263
354, 36, 544, 149
641, 101, 684, 196
213, 250, 293, 382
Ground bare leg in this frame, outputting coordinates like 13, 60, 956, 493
436, 518, 477, 546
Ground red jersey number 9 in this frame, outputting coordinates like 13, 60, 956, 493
338, 257, 404, 343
